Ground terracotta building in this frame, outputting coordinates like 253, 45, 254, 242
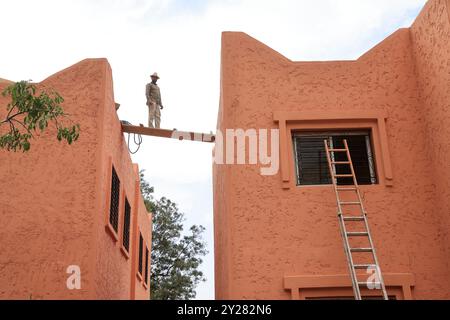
0, 59, 152, 300
214, 0, 450, 299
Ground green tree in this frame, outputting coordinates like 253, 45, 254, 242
140, 171, 208, 300
0, 81, 80, 152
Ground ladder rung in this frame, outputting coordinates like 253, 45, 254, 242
347, 232, 369, 237
332, 161, 351, 165
343, 216, 365, 221
351, 248, 373, 253
358, 282, 382, 288
340, 202, 361, 205
354, 264, 377, 269
334, 174, 354, 178
337, 187, 357, 191
328, 149, 347, 152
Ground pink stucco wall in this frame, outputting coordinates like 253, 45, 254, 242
134, 187, 153, 300
410, 0, 450, 280
0, 59, 151, 299
214, 0, 450, 300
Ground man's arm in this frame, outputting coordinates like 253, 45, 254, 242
159, 89, 163, 109
145, 83, 150, 100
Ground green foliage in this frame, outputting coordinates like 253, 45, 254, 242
0, 81, 80, 152
140, 171, 156, 213
140, 171, 208, 300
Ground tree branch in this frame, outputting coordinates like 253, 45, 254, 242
160, 241, 190, 278
1, 111, 27, 125
11, 119, 32, 135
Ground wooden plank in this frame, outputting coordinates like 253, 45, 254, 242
121, 124, 215, 143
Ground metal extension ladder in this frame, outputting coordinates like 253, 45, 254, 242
324, 139, 388, 300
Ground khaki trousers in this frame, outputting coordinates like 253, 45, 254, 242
147, 101, 161, 129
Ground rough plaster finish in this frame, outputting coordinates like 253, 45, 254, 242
134, 190, 153, 300
411, 0, 450, 280
214, 0, 450, 300
0, 59, 151, 299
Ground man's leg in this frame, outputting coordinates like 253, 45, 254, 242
148, 102, 156, 128
155, 105, 161, 129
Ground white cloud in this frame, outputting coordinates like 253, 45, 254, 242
0, 0, 427, 300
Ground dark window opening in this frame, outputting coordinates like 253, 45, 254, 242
138, 233, 143, 275
144, 247, 149, 285
109, 167, 120, 232
293, 131, 377, 186
306, 296, 396, 300
122, 198, 131, 252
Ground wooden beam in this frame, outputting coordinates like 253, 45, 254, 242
121, 124, 215, 143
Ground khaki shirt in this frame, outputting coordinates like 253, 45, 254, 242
146, 82, 163, 107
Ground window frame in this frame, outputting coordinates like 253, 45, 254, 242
120, 196, 132, 259
284, 273, 414, 300
144, 246, 149, 288
292, 130, 377, 187
109, 166, 121, 231
105, 160, 121, 242
137, 232, 144, 279
273, 112, 393, 189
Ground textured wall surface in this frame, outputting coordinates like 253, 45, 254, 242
92, 59, 138, 300
0, 60, 102, 299
214, 0, 450, 300
0, 59, 151, 299
134, 190, 153, 300
411, 0, 450, 280
213, 76, 232, 299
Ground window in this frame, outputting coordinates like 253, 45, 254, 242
144, 247, 149, 285
109, 166, 120, 232
293, 131, 377, 186
306, 296, 396, 300
138, 233, 143, 276
122, 198, 131, 253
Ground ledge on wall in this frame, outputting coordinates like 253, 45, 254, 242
284, 273, 415, 300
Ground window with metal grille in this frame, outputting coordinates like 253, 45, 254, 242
306, 296, 396, 300
122, 198, 131, 252
138, 233, 143, 275
109, 166, 120, 232
293, 131, 377, 186
144, 247, 149, 285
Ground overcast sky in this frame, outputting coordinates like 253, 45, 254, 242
0, 0, 427, 300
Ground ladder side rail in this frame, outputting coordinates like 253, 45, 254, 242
362, 215, 389, 300
338, 216, 362, 300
